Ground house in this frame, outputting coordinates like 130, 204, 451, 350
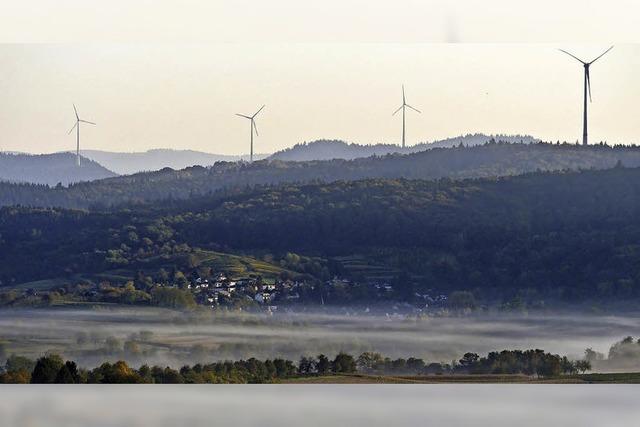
213, 290, 231, 299
261, 283, 276, 292
254, 292, 272, 304
225, 281, 237, 293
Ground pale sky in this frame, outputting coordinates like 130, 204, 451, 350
2, 0, 640, 44
0, 1, 639, 154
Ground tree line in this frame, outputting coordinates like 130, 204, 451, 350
0, 348, 589, 384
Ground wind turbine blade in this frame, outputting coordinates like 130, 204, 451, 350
73, 104, 79, 120
252, 119, 259, 136
402, 85, 406, 104
252, 104, 265, 118
79, 120, 96, 125
589, 45, 614, 64
558, 49, 586, 64
236, 114, 252, 119
406, 104, 421, 113
67, 122, 78, 134
392, 105, 403, 116
586, 68, 592, 102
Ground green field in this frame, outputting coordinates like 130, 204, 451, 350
281, 373, 640, 384
192, 250, 294, 281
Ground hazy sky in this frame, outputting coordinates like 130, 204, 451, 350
2, 0, 640, 43
1, 0, 639, 154
1, 43, 638, 155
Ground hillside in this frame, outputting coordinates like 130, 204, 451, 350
269, 134, 538, 161
2, 142, 640, 209
81, 149, 269, 175
0, 152, 117, 186
2, 166, 640, 304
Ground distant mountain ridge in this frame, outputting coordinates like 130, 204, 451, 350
3, 141, 640, 209
0, 152, 116, 186
81, 149, 269, 175
269, 134, 539, 161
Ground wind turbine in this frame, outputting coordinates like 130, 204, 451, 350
67, 104, 96, 166
559, 46, 614, 146
392, 85, 421, 148
236, 105, 265, 162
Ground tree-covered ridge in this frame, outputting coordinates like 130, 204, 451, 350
3, 141, 640, 209
2, 166, 640, 303
0, 152, 116, 186
269, 134, 538, 161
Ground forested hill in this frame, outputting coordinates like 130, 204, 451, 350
3, 166, 640, 301
269, 134, 538, 161
0, 152, 117, 186
3, 142, 640, 209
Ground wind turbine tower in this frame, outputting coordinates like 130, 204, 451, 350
392, 85, 421, 148
68, 104, 96, 166
559, 46, 614, 146
236, 105, 265, 162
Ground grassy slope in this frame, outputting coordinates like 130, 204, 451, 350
8, 249, 296, 291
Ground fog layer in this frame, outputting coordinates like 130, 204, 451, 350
1, 308, 639, 369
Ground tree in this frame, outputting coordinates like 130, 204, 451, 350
459, 352, 480, 369
356, 352, 384, 373
5, 355, 35, 374
316, 354, 330, 375
31, 354, 64, 383
94, 361, 142, 384
537, 355, 561, 377
138, 364, 153, 383
151, 287, 196, 309
406, 357, 426, 374
162, 367, 185, 384
332, 352, 356, 374
55, 361, 80, 384
560, 356, 577, 375
273, 358, 295, 378
298, 356, 316, 375
575, 359, 592, 374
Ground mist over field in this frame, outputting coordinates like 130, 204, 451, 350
1, 385, 638, 427
1, 308, 639, 370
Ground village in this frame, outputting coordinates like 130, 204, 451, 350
3, 268, 450, 314
163, 272, 450, 314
